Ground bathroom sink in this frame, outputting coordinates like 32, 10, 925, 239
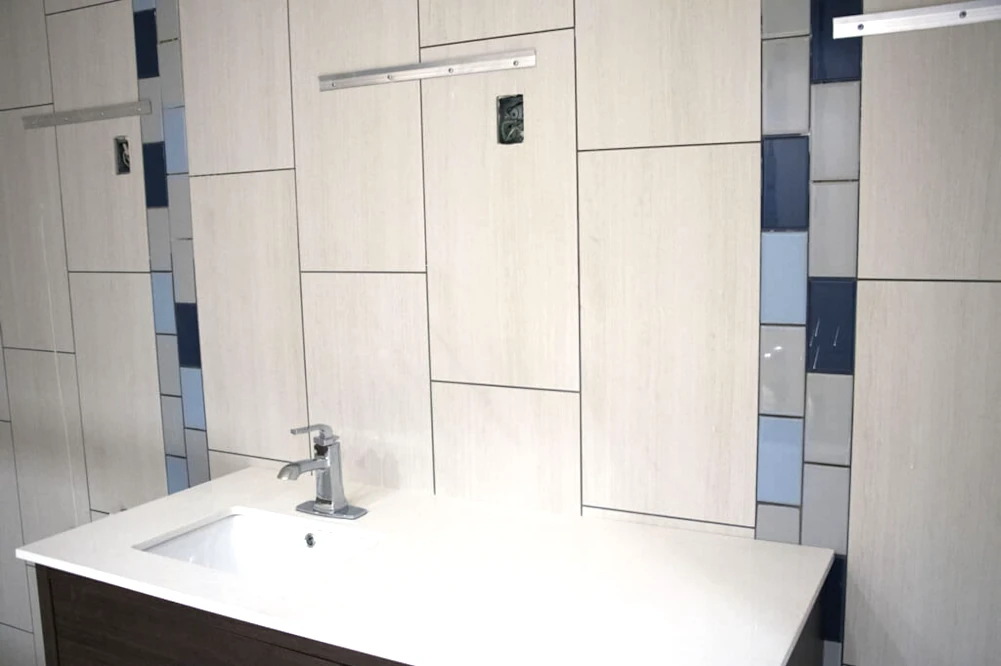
139, 509, 381, 578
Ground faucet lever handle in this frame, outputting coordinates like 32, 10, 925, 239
290, 423, 335, 439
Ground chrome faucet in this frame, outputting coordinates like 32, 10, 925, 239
278, 424, 367, 520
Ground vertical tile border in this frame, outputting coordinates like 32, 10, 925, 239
133, 0, 205, 493
758, 2, 862, 663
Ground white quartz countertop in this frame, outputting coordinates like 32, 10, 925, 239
17, 469, 832, 666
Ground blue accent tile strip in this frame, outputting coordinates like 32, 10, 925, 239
163, 107, 188, 174
811, 0, 862, 83
807, 279, 857, 374
165, 455, 189, 494
151, 273, 177, 335
761, 232, 808, 325
180, 367, 206, 430
762, 136, 810, 230
143, 142, 168, 207
133, 10, 160, 79
175, 303, 201, 368
821, 554, 847, 642
757, 416, 804, 505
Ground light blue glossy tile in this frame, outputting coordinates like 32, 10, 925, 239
166, 455, 189, 494
756, 503, 800, 544
760, 325, 806, 416
132, 0, 155, 11
757, 416, 804, 505
180, 367, 205, 430
156, 334, 181, 396
761, 232, 808, 325
163, 107, 188, 174
185, 429, 209, 486
823, 641, 843, 666
802, 463, 849, 554
138, 77, 163, 143
151, 272, 176, 334
763, 0, 810, 39
811, 81, 861, 181
160, 395, 185, 456
763, 37, 810, 136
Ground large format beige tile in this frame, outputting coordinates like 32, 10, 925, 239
180, 0, 294, 174
0, 107, 72, 351
0, 624, 35, 666
858, 21, 1001, 279
45, 0, 111, 13
846, 282, 1001, 666
422, 30, 578, 390
576, 0, 760, 149
57, 116, 149, 271
0, 423, 32, 631
5, 350, 90, 543
302, 274, 432, 491
579, 144, 759, 527
190, 171, 307, 460
418, 0, 573, 46
70, 274, 165, 512
289, 0, 425, 271
432, 383, 580, 514
47, 0, 137, 110
0, 0, 51, 109
582, 507, 754, 539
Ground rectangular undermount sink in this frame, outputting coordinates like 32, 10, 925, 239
138, 509, 381, 578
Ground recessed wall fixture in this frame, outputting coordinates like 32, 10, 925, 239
833, 0, 1001, 39
318, 49, 537, 92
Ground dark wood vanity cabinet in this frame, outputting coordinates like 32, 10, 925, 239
35, 567, 408, 666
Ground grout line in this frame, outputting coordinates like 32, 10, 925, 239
811, 178, 859, 184
857, 277, 1001, 284
1, 346, 74, 355
285, 0, 311, 463
431, 379, 579, 395
43, 9, 96, 519
419, 25, 574, 50
188, 167, 295, 179
206, 448, 290, 465
762, 33, 811, 41
301, 270, 427, 275
416, 4, 437, 495
67, 270, 151, 275
754, 22, 765, 537
582, 505, 754, 531
759, 412, 805, 421
572, 0, 584, 517
0, 102, 54, 113
579, 139, 761, 154
45, 0, 118, 17
0, 620, 33, 635
804, 460, 850, 470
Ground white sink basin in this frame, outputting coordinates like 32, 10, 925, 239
139, 508, 381, 579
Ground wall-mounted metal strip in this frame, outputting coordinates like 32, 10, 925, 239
23, 99, 153, 129
319, 49, 536, 92
833, 0, 1001, 39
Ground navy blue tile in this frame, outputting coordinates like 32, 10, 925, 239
134, 10, 159, 79
763, 137, 810, 230
811, 0, 862, 83
820, 554, 846, 642
808, 279, 856, 374
143, 142, 168, 207
175, 303, 201, 368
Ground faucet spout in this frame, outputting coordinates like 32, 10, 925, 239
277, 457, 329, 481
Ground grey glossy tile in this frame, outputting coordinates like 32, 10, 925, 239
163, 107, 187, 174
811, 82, 861, 181
763, 37, 810, 136
757, 416, 804, 506
0, 624, 34, 666
157, 0, 180, 43
180, 367, 205, 430
756, 503, 800, 544
133, 0, 155, 11
760, 326, 806, 417
147, 208, 171, 271
151, 272, 176, 334
823, 640, 843, 666
805, 373, 853, 466
809, 182, 858, 278
167, 175, 191, 240
166, 455, 189, 494
170, 239, 196, 303
160, 395, 184, 456
185, 428, 209, 486
158, 40, 184, 109
763, 0, 811, 38
761, 232, 808, 325
156, 334, 181, 396
802, 463, 849, 554
138, 77, 163, 143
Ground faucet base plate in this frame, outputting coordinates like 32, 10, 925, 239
295, 500, 368, 521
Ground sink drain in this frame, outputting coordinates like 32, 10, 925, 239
304, 533, 315, 548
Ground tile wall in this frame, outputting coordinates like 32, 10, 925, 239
756, 2, 861, 664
